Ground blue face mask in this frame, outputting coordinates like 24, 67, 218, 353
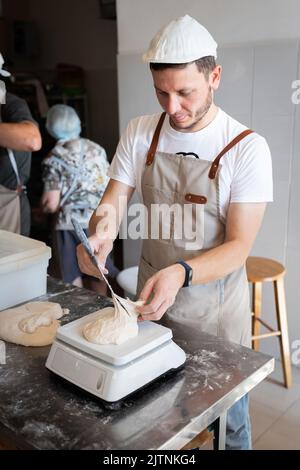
48, 126, 81, 141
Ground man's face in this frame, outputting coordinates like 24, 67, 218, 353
151, 62, 221, 132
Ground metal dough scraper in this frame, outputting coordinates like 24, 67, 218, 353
70, 217, 130, 315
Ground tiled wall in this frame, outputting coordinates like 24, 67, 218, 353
216, 40, 300, 360
118, 40, 300, 361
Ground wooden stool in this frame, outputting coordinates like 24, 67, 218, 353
181, 428, 214, 450
246, 256, 292, 388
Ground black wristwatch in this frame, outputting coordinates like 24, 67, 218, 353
176, 260, 193, 287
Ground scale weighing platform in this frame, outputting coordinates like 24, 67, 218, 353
46, 311, 186, 402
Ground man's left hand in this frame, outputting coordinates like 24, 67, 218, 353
137, 264, 185, 321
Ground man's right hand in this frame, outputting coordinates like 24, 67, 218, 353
76, 234, 113, 278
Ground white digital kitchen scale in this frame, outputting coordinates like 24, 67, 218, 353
46, 311, 186, 402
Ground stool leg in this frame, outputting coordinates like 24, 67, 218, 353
252, 281, 262, 351
274, 278, 292, 388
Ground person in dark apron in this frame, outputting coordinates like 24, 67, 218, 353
77, 16, 273, 449
0, 53, 42, 236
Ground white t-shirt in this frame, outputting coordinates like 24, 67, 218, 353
109, 108, 273, 220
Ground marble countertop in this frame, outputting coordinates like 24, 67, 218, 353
0, 277, 274, 450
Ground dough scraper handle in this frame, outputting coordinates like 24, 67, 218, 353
70, 217, 130, 316
71, 217, 102, 270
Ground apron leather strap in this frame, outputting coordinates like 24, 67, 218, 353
146, 112, 166, 166
208, 129, 254, 179
145, 113, 254, 178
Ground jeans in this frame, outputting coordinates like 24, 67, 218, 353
225, 394, 252, 450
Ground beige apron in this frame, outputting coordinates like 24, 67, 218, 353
0, 184, 21, 233
137, 112, 254, 347
0, 149, 22, 234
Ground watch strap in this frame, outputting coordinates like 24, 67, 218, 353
176, 260, 193, 287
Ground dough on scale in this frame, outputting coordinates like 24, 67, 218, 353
83, 294, 144, 345
0, 301, 69, 346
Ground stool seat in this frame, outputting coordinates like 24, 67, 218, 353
246, 256, 292, 388
246, 256, 285, 282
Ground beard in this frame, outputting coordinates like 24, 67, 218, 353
170, 86, 213, 131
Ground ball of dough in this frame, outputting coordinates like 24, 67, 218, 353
83, 295, 144, 345
0, 301, 69, 346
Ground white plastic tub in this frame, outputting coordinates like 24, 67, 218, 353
0, 230, 51, 310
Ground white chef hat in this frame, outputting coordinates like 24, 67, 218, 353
0, 53, 11, 77
142, 15, 217, 64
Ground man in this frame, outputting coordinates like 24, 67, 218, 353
77, 15, 273, 449
0, 53, 42, 236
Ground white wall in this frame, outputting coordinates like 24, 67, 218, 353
117, 0, 300, 53
116, 0, 300, 363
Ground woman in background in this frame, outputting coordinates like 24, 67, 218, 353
41, 104, 118, 294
